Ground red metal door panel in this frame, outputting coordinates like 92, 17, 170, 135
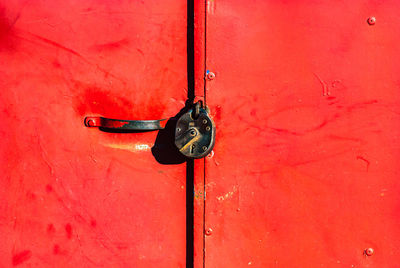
204, 0, 400, 267
0, 0, 187, 267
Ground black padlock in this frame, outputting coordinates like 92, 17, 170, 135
175, 101, 216, 159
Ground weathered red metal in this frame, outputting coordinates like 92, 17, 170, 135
0, 0, 188, 267
204, 0, 400, 267
2, 0, 400, 267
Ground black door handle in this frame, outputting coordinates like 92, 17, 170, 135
84, 101, 215, 158
84, 117, 167, 131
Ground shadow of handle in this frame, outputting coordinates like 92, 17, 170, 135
83, 105, 190, 164
84, 116, 167, 131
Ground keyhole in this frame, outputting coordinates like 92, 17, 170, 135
191, 144, 195, 154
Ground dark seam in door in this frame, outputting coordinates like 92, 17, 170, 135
186, 1, 195, 268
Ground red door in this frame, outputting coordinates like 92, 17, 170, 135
3, 1, 400, 267
203, 0, 400, 267
0, 1, 188, 267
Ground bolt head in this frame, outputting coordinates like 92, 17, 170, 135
205, 228, 213, 236
207, 72, 216, 80
365, 248, 374, 256
367, 17, 376, 25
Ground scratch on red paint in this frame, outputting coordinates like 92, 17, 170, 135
314, 73, 330, 96
29, 32, 85, 59
356, 156, 370, 171
12, 250, 32, 266
92, 38, 130, 51
15, 32, 127, 84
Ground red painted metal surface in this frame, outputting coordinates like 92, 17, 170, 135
3, 0, 400, 267
204, 0, 400, 267
0, 0, 188, 267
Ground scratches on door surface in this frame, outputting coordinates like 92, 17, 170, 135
101, 143, 152, 152
216, 185, 237, 201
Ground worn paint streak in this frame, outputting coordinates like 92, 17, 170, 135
12, 250, 32, 266
102, 143, 152, 152
216, 186, 237, 201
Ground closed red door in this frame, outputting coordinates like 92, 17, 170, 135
3, 1, 400, 268
0, 1, 188, 267
202, 0, 400, 267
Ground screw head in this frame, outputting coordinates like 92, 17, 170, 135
202, 119, 208, 124
367, 17, 376, 25
189, 129, 196, 136
365, 248, 374, 256
202, 146, 208, 151
177, 128, 181, 132
207, 72, 216, 80
205, 228, 213, 236
206, 126, 211, 131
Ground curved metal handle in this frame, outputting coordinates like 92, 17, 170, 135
84, 117, 167, 131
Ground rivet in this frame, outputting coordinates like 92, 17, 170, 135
365, 248, 374, 256
367, 17, 376, 25
202, 119, 208, 124
206, 126, 211, 131
207, 72, 216, 80
205, 228, 213, 236
87, 119, 95, 127
202, 146, 208, 151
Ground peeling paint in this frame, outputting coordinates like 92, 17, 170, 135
102, 143, 152, 152
217, 186, 237, 201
